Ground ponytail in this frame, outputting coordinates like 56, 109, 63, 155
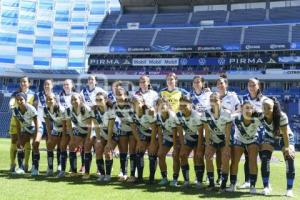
270, 97, 282, 136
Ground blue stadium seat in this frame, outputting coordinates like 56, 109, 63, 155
229, 8, 266, 24
197, 27, 242, 45
111, 29, 155, 47
153, 29, 198, 46
270, 6, 300, 22
190, 10, 227, 25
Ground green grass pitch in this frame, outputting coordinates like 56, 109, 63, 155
0, 138, 298, 200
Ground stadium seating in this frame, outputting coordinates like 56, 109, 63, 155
89, 30, 116, 46
153, 29, 198, 46
269, 6, 300, 22
118, 13, 154, 27
111, 29, 155, 47
229, 8, 266, 24
244, 25, 289, 44
101, 11, 120, 28
190, 10, 227, 25
0, 112, 11, 137
153, 12, 190, 26
197, 27, 242, 45
292, 24, 300, 42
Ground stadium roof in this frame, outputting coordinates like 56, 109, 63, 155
119, 0, 283, 7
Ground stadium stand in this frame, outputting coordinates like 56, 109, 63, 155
153, 29, 198, 46
229, 8, 266, 24
111, 29, 156, 47
197, 27, 242, 45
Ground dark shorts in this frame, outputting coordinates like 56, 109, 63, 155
184, 135, 198, 148
139, 133, 151, 143
209, 141, 225, 149
50, 130, 63, 137
232, 138, 259, 149
119, 131, 132, 137
162, 138, 173, 148
73, 128, 87, 138
262, 134, 295, 149
100, 134, 119, 143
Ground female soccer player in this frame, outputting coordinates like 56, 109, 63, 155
239, 77, 267, 189
259, 97, 295, 197
203, 92, 232, 191
216, 75, 240, 184
159, 72, 188, 113
177, 95, 204, 188
13, 92, 42, 176
135, 75, 159, 109
130, 95, 157, 183
91, 92, 118, 182
57, 79, 75, 177
113, 86, 136, 182
9, 76, 37, 173
227, 101, 262, 194
64, 93, 92, 176
79, 75, 107, 173
44, 93, 65, 176
156, 98, 180, 186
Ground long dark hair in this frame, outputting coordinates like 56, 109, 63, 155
269, 97, 282, 136
248, 77, 263, 101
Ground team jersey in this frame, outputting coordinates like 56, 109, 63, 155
65, 105, 91, 134
156, 111, 179, 142
260, 112, 293, 138
159, 87, 189, 112
43, 105, 65, 133
221, 91, 240, 113
233, 113, 262, 144
114, 103, 135, 132
10, 89, 37, 109
35, 91, 48, 123
58, 91, 72, 109
80, 86, 107, 107
132, 110, 156, 137
135, 89, 159, 108
176, 110, 203, 141
189, 90, 212, 113
203, 108, 232, 144
91, 107, 119, 140
12, 104, 38, 134
242, 93, 268, 112
108, 92, 116, 103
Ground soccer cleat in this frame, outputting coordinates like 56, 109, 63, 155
57, 164, 62, 173
57, 171, 66, 178
103, 175, 111, 182
69, 172, 78, 177
82, 174, 90, 179
218, 187, 226, 193
239, 181, 250, 189
127, 176, 136, 183
118, 171, 123, 178
206, 185, 215, 191
9, 164, 16, 173
182, 181, 190, 188
79, 166, 85, 174
250, 186, 257, 194
216, 178, 222, 186
226, 184, 237, 192
158, 178, 169, 186
45, 169, 54, 177
31, 168, 39, 176
195, 181, 205, 189
14, 168, 25, 175
169, 180, 178, 187
97, 175, 105, 182
261, 187, 272, 196
118, 175, 128, 182
285, 190, 294, 198
24, 165, 29, 173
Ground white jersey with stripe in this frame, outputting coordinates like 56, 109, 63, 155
221, 91, 240, 113
156, 111, 179, 142
115, 103, 134, 132
135, 89, 159, 108
189, 90, 212, 113
91, 107, 119, 139
203, 108, 232, 143
132, 110, 156, 137
233, 113, 262, 144
260, 112, 293, 138
242, 93, 268, 113
58, 91, 72, 109
65, 105, 91, 134
80, 86, 107, 108
35, 91, 48, 123
43, 106, 65, 133
12, 104, 38, 134
176, 110, 203, 142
